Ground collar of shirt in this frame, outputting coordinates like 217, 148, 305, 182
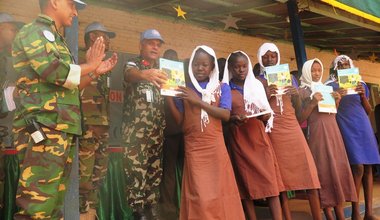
37, 14, 55, 26
186, 80, 210, 97
229, 81, 243, 94
136, 56, 159, 69
37, 14, 62, 39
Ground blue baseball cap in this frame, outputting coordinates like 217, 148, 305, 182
140, 29, 164, 43
85, 22, 116, 38
0, 13, 24, 29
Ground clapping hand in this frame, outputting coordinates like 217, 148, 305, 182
86, 37, 106, 70
94, 53, 118, 76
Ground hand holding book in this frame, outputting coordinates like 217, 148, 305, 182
337, 67, 361, 95
143, 69, 168, 88
311, 92, 323, 105
355, 83, 366, 98
159, 58, 185, 96
265, 64, 292, 95
311, 84, 337, 113
230, 114, 248, 126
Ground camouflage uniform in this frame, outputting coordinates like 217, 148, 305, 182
12, 14, 82, 219
79, 49, 110, 213
123, 57, 165, 210
0, 46, 19, 215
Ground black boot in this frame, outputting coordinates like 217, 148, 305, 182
150, 204, 161, 220
133, 207, 149, 220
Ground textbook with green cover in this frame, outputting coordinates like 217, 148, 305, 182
265, 64, 291, 94
311, 84, 337, 113
159, 58, 185, 96
337, 67, 360, 95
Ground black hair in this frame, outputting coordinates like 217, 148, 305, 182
194, 48, 214, 65
39, 0, 48, 11
163, 49, 178, 61
253, 63, 261, 77
217, 58, 226, 81
84, 32, 91, 49
227, 52, 248, 68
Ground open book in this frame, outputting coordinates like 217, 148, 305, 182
265, 64, 291, 95
159, 58, 185, 96
311, 84, 336, 113
337, 67, 360, 95
246, 110, 272, 118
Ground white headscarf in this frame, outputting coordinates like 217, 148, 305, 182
222, 51, 274, 132
257, 43, 281, 75
256, 43, 286, 114
331, 55, 354, 71
300, 58, 324, 88
326, 55, 355, 84
188, 45, 220, 131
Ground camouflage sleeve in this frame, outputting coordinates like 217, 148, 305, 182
12, 27, 80, 89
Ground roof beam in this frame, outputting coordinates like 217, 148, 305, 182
298, 0, 380, 32
304, 32, 380, 40
192, 0, 280, 18
133, 0, 178, 12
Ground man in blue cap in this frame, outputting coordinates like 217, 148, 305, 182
123, 29, 167, 220
79, 21, 116, 220
12, 0, 117, 219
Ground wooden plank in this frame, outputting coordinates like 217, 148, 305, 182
133, 0, 178, 12
299, 0, 380, 32
192, 0, 281, 18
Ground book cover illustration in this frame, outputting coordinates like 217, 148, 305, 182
311, 84, 337, 113
159, 58, 185, 96
265, 64, 291, 94
244, 102, 272, 118
337, 67, 361, 95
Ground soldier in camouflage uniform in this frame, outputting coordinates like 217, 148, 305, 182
0, 12, 23, 215
11, 0, 117, 219
79, 22, 115, 219
123, 29, 167, 220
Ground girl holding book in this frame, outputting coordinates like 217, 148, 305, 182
256, 43, 322, 220
325, 55, 380, 220
298, 58, 357, 220
166, 45, 245, 220
223, 51, 284, 220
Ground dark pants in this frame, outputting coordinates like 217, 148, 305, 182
159, 133, 184, 218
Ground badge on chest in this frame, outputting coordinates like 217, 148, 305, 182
145, 89, 154, 103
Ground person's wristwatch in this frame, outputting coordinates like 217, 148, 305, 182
88, 72, 97, 80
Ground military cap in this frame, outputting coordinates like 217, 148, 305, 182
85, 22, 116, 38
140, 29, 164, 43
0, 12, 24, 29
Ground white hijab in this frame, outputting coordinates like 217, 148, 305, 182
257, 43, 286, 114
300, 58, 324, 88
257, 43, 281, 75
326, 55, 355, 84
188, 45, 220, 131
222, 51, 274, 132
331, 55, 354, 71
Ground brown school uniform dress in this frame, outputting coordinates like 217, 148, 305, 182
260, 78, 320, 191
227, 89, 284, 199
299, 88, 357, 208
179, 89, 245, 220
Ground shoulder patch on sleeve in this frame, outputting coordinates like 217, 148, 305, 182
43, 30, 55, 42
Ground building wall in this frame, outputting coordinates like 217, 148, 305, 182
1, 0, 380, 84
